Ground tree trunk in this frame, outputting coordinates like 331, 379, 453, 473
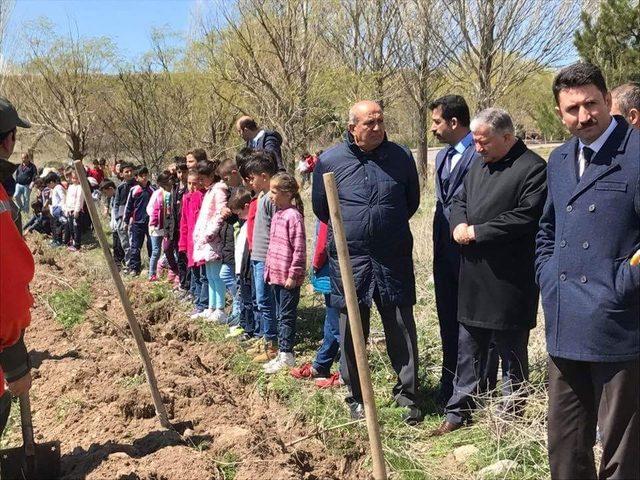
416, 107, 429, 184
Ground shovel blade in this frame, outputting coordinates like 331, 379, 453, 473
0, 442, 61, 480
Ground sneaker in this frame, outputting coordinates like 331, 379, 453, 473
189, 309, 204, 320
192, 308, 212, 320
239, 333, 255, 343
129, 270, 140, 277
403, 405, 424, 426
264, 352, 296, 374
349, 402, 365, 420
252, 342, 278, 363
167, 271, 176, 282
67, 246, 79, 252
211, 309, 228, 324
225, 325, 245, 339
290, 363, 322, 380
149, 275, 159, 282
315, 371, 344, 389
49, 240, 62, 247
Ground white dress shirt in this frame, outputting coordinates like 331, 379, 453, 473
578, 117, 617, 177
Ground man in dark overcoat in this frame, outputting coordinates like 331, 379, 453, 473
430, 95, 480, 406
235, 115, 284, 171
312, 100, 422, 424
431, 108, 547, 436
536, 62, 640, 480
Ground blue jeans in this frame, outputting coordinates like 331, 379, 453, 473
272, 285, 300, 353
189, 265, 209, 311
205, 261, 225, 310
13, 184, 31, 214
251, 260, 276, 341
149, 235, 163, 278
313, 294, 341, 375
220, 263, 241, 319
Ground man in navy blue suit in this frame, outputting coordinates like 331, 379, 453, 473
429, 95, 478, 406
537, 63, 640, 479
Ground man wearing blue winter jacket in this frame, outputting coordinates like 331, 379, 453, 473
312, 100, 422, 424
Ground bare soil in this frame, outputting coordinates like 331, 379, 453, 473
8, 239, 367, 480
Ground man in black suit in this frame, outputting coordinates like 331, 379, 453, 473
429, 95, 479, 406
235, 116, 284, 171
431, 108, 547, 436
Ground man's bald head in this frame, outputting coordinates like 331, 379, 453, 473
236, 115, 259, 141
348, 100, 385, 152
611, 82, 640, 129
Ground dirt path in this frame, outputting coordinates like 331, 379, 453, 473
6, 239, 366, 480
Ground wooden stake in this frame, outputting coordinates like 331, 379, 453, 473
73, 161, 171, 429
322, 172, 387, 480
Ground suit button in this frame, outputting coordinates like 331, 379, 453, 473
588, 204, 596, 212
560, 273, 567, 281
566, 205, 573, 212
583, 241, 589, 249
560, 240, 567, 247
580, 275, 588, 283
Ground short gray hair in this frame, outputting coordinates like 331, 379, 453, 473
470, 108, 515, 136
612, 82, 640, 117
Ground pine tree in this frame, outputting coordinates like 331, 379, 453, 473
574, 0, 640, 86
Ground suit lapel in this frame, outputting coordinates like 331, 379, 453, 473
569, 121, 631, 202
444, 146, 474, 203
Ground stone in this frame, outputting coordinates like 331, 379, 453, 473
109, 452, 130, 460
183, 428, 195, 438
453, 444, 479, 463
478, 459, 517, 478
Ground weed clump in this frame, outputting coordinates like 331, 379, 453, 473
48, 282, 92, 329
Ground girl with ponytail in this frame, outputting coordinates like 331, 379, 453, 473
263, 172, 307, 374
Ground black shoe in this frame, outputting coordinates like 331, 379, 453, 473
349, 402, 365, 420
403, 405, 424, 426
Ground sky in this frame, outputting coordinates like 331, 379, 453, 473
7, 0, 202, 61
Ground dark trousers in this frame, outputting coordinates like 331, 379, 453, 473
272, 284, 300, 353
312, 294, 341, 376
112, 229, 125, 266
128, 222, 150, 273
238, 275, 255, 336
177, 251, 189, 289
0, 391, 11, 436
445, 323, 529, 425
547, 356, 639, 480
433, 249, 461, 404
163, 239, 179, 275
63, 212, 88, 248
340, 291, 419, 407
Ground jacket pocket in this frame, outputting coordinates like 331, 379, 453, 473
595, 181, 627, 192
614, 256, 640, 306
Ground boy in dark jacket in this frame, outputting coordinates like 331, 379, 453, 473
124, 166, 154, 276
115, 162, 135, 270
24, 200, 51, 235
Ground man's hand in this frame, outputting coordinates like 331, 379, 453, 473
6, 372, 31, 397
284, 278, 296, 289
631, 249, 640, 267
466, 225, 475, 242
453, 223, 470, 245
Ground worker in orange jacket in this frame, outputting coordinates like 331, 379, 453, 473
0, 97, 33, 435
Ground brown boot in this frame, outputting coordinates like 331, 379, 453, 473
252, 341, 278, 363
429, 420, 463, 437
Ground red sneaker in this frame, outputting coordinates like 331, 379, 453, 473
290, 363, 320, 379
315, 371, 343, 389
167, 271, 176, 282
149, 275, 159, 282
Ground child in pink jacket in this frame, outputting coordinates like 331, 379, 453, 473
178, 170, 207, 314
192, 160, 228, 323
147, 171, 175, 281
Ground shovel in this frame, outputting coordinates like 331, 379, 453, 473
0, 393, 61, 480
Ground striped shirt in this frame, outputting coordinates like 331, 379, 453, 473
264, 206, 306, 287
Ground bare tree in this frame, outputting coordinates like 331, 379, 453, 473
200, 0, 335, 169
16, 20, 114, 160
439, 0, 581, 110
322, 0, 404, 109
0, 0, 14, 90
398, 0, 447, 181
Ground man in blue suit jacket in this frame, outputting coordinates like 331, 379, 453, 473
236, 116, 284, 171
429, 95, 479, 405
536, 63, 639, 480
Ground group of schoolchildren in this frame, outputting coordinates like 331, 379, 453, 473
94, 148, 341, 379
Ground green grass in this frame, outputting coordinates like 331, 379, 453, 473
48, 281, 92, 329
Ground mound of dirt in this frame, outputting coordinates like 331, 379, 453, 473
12, 243, 367, 479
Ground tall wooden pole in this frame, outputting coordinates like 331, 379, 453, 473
73, 161, 171, 429
323, 172, 387, 480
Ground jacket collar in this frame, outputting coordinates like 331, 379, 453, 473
482, 138, 528, 169
569, 115, 632, 202
345, 131, 389, 156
